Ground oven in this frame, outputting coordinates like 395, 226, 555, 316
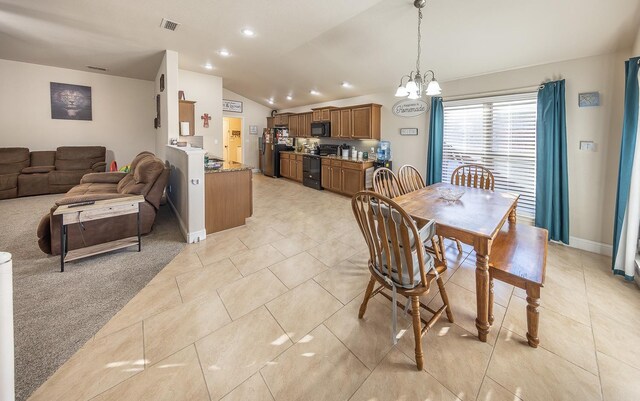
310, 122, 331, 137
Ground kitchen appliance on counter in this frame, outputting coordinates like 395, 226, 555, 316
311, 122, 331, 137
302, 155, 322, 190
318, 144, 339, 156
260, 128, 294, 177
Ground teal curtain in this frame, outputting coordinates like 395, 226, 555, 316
535, 80, 570, 244
612, 57, 640, 278
427, 97, 443, 185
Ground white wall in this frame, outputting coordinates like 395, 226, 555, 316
154, 50, 179, 161
633, 27, 640, 56
178, 70, 223, 157
222, 88, 272, 168
0, 58, 155, 165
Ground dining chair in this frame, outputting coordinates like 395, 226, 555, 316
352, 191, 454, 370
372, 167, 404, 198
451, 164, 495, 190
397, 164, 445, 263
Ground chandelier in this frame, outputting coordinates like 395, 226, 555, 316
395, 0, 441, 99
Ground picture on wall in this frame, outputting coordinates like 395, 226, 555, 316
50, 82, 92, 120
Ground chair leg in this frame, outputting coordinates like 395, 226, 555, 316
455, 239, 463, 253
436, 277, 454, 323
488, 277, 495, 326
358, 276, 376, 319
525, 284, 541, 348
431, 236, 446, 267
411, 295, 424, 370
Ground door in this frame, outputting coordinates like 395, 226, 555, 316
351, 106, 371, 139
330, 110, 340, 138
223, 118, 230, 161
330, 166, 342, 191
341, 168, 363, 196
290, 159, 296, 180
280, 157, 290, 178
296, 159, 303, 181
224, 117, 243, 163
339, 109, 352, 139
312, 110, 322, 122
288, 114, 299, 137
321, 164, 331, 188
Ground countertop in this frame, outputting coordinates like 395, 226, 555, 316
204, 158, 253, 174
280, 150, 375, 164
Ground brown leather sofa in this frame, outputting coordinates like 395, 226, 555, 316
0, 146, 106, 199
37, 152, 169, 255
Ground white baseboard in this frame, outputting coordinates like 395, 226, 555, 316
166, 197, 206, 244
569, 236, 613, 256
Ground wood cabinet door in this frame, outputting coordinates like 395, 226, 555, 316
288, 114, 299, 137
267, 117, 274, 129
280, 158, 290, 178
330, 109, 341, 138
351, 106, 371, 139
290, 159, 296, 180
321, 109, 330, 121
341, 168, 363, 196
296, 160, 303, 181
330, 167, 342, 191
305, 113, 313, 136
179, 101, 196, 135
297, 114, 306, 137
339, 109, 352, 139
321, 165, 331, 188
312, 110, 322, 122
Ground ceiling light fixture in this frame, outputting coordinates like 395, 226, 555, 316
341, 82, 352, 88
310, 90, 319, 95
268, 98, 274, 105
217, 49, 230, 57
204, 63, 213, 70
241, 28, 255, 37
286, 95, 293, 100
395, 0, 441, 99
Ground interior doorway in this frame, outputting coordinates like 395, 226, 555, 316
223, 116, 243, 163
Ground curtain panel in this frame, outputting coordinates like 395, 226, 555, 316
613, 57, 640, 280
535, 80, 570, 244
427, 97, 444, 185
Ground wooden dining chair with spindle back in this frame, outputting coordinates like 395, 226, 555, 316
351, 191, 454, 370
397, 165, 445, 263
372, 167, 404, 198
451, 164, 495, 190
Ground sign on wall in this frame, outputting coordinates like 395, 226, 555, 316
392, 99, 429, 117
223, 99, 243, 113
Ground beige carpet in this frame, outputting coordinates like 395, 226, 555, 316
0, 194, 185, 401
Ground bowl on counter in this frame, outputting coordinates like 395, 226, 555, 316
437, 187, 465, 202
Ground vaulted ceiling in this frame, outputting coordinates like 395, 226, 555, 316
1, 0, 639, 108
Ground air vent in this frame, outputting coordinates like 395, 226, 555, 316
86, 65, 107, 71
160, 18, 180, 31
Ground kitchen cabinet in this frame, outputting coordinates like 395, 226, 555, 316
298, 112, 312, 137
339, 108, 352, 139
288, 114, 299, 137
320, 158, 373, 196
341, 163, 364, 196
321, 162, 331, 189
296, 156, 303, 181
311, 107, 334, 122
280, 153, 290, 178
330, 160, 342, 192
351, 104, 381, 139
179, 100, 196, 135
267, 117, 274, 129
274, 114, 290, 126
330, 110, 340, 138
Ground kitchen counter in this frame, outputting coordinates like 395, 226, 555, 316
204, 160, 253, 173
279, 150, 375, 164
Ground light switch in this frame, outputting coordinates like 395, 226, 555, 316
214, 139, 219, 145
579, 141, 596, 151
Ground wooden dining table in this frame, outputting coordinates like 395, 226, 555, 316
394, 182, 519, 342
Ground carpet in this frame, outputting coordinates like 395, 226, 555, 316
0, 194, 185, 401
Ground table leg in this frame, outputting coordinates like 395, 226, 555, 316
137, 208, 141, 252
60, 225, 66, 273
509, 203, 517, 224
475, 244, 490, 342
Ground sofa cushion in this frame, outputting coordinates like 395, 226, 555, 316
130, 152, 154, 171
49, 170, 87, 186
66, 182, 119, 196
117, 157, 164, 197
30, 151, 56, 167
55, 146, 105, 171
0, 148, 30, 174
18, 173, 50, 197
81, 172, 127, 184
22, 166, 55, 174
0, 173, 18, 191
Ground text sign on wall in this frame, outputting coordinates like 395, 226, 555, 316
392, 99, 429, 117
223, 99, 243, 113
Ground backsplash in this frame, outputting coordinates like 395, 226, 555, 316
294, 137, 382, 157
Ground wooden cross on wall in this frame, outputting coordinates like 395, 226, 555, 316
201, 113, 211, 128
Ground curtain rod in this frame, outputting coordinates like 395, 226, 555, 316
442, 84, 544, 102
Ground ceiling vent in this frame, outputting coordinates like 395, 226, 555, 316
86, 65, 107, 71
160, 18, 180, 31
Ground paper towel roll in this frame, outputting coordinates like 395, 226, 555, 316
180, 121, 190, 136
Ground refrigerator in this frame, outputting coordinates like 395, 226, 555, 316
260, 128, 292, 177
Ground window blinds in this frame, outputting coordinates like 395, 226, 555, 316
442, 92, 538, 218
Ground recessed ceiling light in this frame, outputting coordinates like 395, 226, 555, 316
241, 28, 255, 37
310, 90, 319, 95
204, 63, 213, 70
286, 95, 293, 100
217, 49, 230, 57
268, 98, 274, 105
341, 81, 352, 88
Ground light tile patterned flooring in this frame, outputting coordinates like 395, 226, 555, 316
29, 174, 640, 401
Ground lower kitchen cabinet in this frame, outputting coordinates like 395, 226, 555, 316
321, 164, 331, 188
341, 168, 363, 197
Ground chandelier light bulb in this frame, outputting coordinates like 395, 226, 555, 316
395, 85, 409, 97
426, 79, 442, 95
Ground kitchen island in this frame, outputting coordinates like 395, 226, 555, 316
205, 159, 253, 234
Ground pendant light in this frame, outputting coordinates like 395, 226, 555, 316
394, 0, 441, 98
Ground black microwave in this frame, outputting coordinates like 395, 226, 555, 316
311, 122, 331, 137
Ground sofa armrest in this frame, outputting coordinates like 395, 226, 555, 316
21, 166, 55, 174
55, 193, 137, 206
81, 172, 127, 184
92, 161, 107, 172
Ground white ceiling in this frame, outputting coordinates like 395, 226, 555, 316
1, 0, 639, 108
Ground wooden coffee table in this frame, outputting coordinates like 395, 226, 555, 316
53, 195, 145, 272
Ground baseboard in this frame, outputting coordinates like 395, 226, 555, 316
569, 236, 613, 256
252, 168, 261, 173
166, 196, 207, 244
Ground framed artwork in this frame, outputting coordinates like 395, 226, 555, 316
50, 82, 92, 120
155, 94, 161, 128
400, 128, 418, 136
578, 92, 600, 107
223, 99, 243, 113
160, 74, 165, 92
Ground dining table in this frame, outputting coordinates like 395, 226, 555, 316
394, 182, 519, 342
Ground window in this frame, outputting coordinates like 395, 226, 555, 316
442, 93, 538, 219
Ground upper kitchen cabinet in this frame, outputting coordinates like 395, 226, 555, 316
179, 100, 196, 135
274, 113, 291, 126
351, 104, 381, 140
311, 107, 336, 122
267, 117, 274, 129
288, 114, 299, 137
330, 109, 351, 139
298, 112, 312, 137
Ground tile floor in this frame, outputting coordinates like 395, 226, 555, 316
28, 174, 640, 401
